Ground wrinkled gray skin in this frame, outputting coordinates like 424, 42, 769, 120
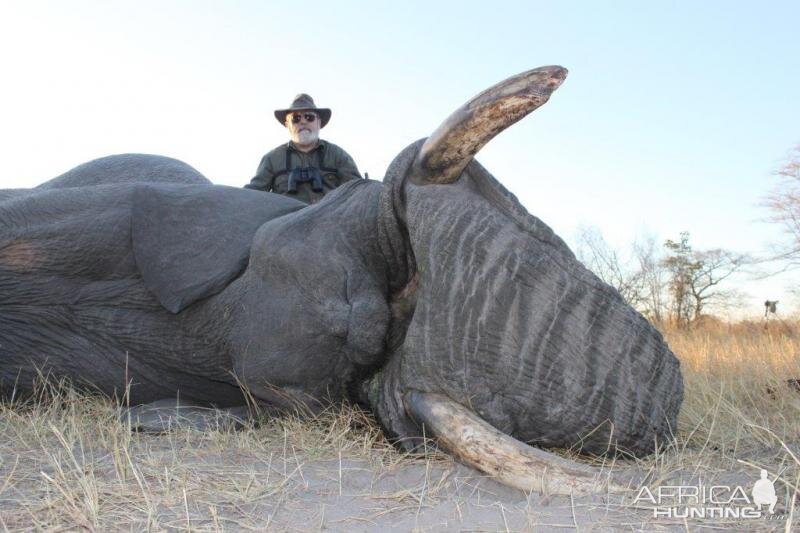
0, 70, 682, 458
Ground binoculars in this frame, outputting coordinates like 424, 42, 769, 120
287, 166, 324, 193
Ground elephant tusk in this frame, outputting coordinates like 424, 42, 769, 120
403, 390, 623, 496
413, 65, 568, 185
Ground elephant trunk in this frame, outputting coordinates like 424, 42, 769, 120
398, 167, 683, 456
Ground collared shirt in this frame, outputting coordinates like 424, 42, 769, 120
245, 140, 362, 204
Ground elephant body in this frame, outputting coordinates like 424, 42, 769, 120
0, 155, 383, 410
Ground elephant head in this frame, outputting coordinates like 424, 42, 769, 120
357, 66, 683, 493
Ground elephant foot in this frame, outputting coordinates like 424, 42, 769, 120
121, 399, 251, 433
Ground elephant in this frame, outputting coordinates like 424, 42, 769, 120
0, 66, 683, 495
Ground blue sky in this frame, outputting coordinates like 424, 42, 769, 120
1, 1, 798, 315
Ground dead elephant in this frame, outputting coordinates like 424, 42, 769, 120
0, 66, 682, 495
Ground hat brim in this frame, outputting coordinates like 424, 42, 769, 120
274, 108, 331, 128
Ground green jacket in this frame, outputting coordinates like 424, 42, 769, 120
245, 140, 362, 204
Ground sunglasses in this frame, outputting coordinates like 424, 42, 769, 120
291, 113, 318, 124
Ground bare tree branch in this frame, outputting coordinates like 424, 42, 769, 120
764, 144, 800, 268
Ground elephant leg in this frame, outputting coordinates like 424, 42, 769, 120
121, 399, 252, 433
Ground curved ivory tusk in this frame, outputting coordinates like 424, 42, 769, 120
414, 65, 568, 185
404, 390, 621, 496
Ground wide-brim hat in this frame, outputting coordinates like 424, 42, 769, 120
274, 93, 331, 128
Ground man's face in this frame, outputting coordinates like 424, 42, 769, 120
286, 111, 320, 147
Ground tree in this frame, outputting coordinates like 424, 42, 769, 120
662, 232, 696, 327
662, 232, 748, 326
633, 235, 667, 323
765, 144, 800, 267
575, 226, 646, 308
575, 227, 667, 321
576, 228, 746, 326
686, 248, 748, 318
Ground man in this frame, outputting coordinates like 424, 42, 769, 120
245, 94, 362, 204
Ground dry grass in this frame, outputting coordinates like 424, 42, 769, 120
664, 319, 800, 465
626, 319, 800, 529
0, 383, 450, 531
1, 320, 799, 530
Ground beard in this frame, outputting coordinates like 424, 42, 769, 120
292, 129, 319, 146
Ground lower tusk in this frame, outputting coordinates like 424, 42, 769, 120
403, 390, 623, 496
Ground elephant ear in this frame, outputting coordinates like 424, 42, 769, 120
132, 184, 304, 313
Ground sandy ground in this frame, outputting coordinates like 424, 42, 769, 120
1, 426, 796, 532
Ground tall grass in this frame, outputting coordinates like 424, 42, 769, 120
665, 319, 800, 458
